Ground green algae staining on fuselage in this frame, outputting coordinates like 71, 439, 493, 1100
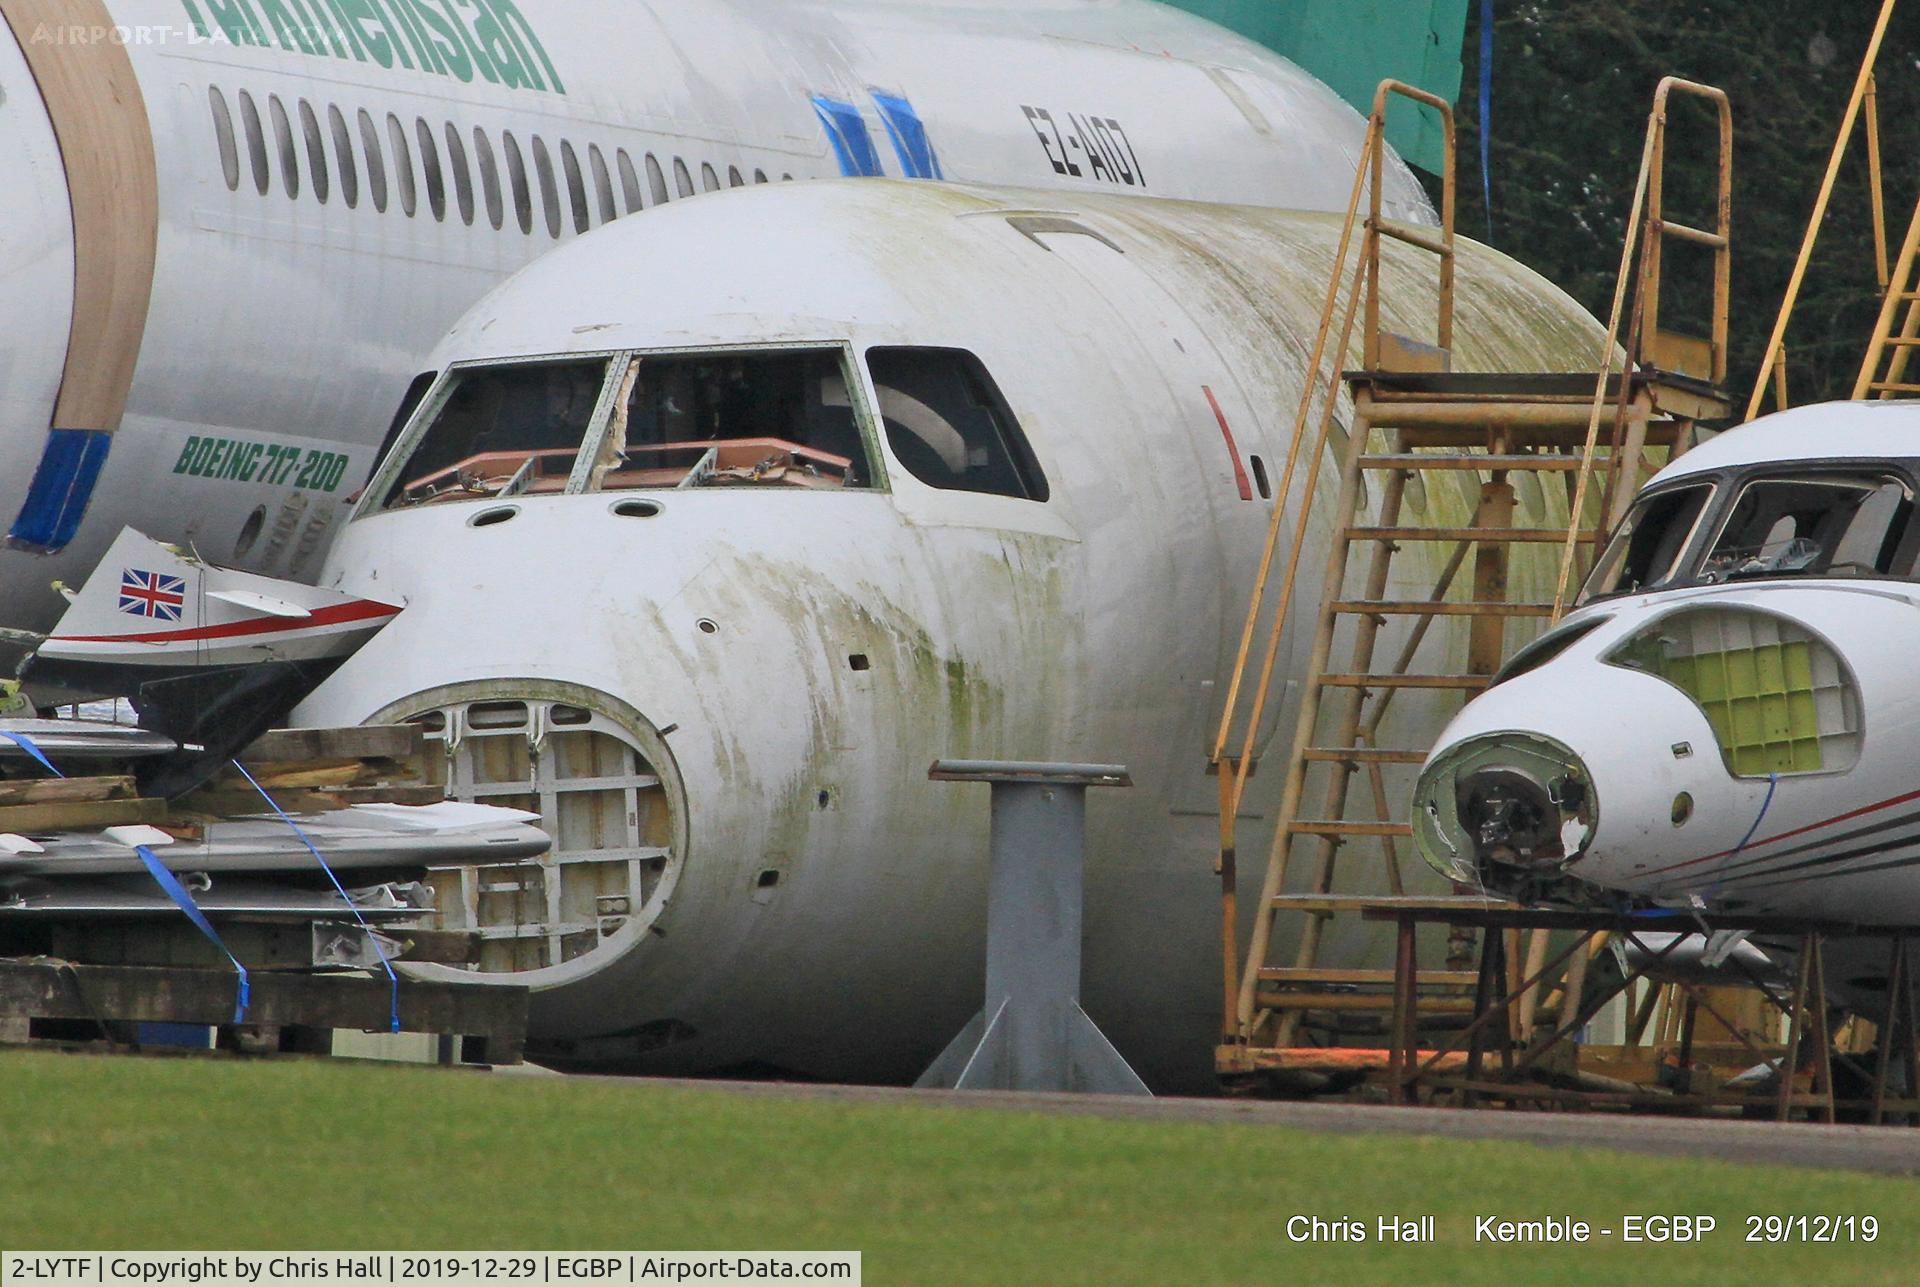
296, 180, 1606, 1086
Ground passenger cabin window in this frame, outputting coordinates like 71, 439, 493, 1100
209, 87, 240, 191
700, 162, 720, 192
359, 109, 387, 211
445, 123, 474, 225
268, 95, 299, 198
561, 141, 590, 232
298, 100, 328, 203
416, 118, 445, 221
617, 150, 644, 213
588, 144, 617, 223
1580, 482, 1714, 602
329, 104, 359, 208
474, 128, 503, 230
1701, 474, 1913, 582
381, 359, 611, 510
646, 154, 669, 205
387, 113, 416, 216
595, 350, 873, 491
532, 135, 562, 237
503, 131, 532, 233
239, 91, 270, 195
865, 348, 1048, 501
673, 157, 694, 198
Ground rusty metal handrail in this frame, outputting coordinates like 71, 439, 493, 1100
1364, 81, 1457, 371
1551, 76, 1732, 620
1750, 0, 1899, 419
1211, 80, 1456, 1042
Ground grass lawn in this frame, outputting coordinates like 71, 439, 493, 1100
0, 1049, 1914, 1284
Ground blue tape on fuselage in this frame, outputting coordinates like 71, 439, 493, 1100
9, 428, 111, 552
871, 92, 943, 180
812, 96, 883, 177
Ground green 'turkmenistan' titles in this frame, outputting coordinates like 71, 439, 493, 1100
180, 0, 565, 95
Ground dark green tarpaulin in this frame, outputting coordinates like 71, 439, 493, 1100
1163, 0, 1469, 174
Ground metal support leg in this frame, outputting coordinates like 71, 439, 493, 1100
1808, 934, 1837, 1124
917, 760, 1148, 1096
1778, 932, 1814, 1122
1389, 915, 1417, 1106
1872, 936, 1903, 1126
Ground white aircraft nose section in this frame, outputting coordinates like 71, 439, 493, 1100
1412, 658, 1730, 904
1414, 729, 1595, 885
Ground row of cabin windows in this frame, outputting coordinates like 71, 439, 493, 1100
209, 86, 790, 236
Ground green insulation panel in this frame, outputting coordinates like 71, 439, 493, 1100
1164, 0, 1469, 174
1660, 642, 1824, 776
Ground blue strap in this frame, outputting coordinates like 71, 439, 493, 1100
230, 758, 401, 1033
0, 730, 64, 778
1479, 0, 1494, 241
1730, 773, 1780, 860
135, 844, 249, 1023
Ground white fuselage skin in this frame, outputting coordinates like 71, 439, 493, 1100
0, 0, 1431, 632
1420, 402, 1920, 943
297, 179, 1604, 1090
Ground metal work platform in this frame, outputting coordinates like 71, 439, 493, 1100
1363, 903, 1920, 1125
1211, 78, 1735, 1078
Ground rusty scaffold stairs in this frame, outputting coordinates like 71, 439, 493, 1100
1213, 79, 1735, 1079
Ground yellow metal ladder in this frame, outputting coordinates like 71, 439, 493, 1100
1214, 78, 1734, 1076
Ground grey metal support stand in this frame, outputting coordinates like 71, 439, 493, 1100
916, 759, 1150, 1096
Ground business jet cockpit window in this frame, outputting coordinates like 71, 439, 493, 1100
381, 357, 610, 509
593, 349, 873, 491
1579, 482, 1714, 603
1699, 474, 1913, 584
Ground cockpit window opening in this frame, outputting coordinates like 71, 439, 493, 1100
1579, 481, 1715, 603
1701, 473, 1913, 584
582, 346, 879, 493
373, 355, 622, 512
864, 347, 1049, 502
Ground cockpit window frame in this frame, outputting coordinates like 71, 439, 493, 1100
1579, 458, 1920, 603
354, 349, 626, 520
1698, 466, 1917, 586
353, 341, 891, 521
568, 340, 889, 495
1576, 476, 1721, 606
